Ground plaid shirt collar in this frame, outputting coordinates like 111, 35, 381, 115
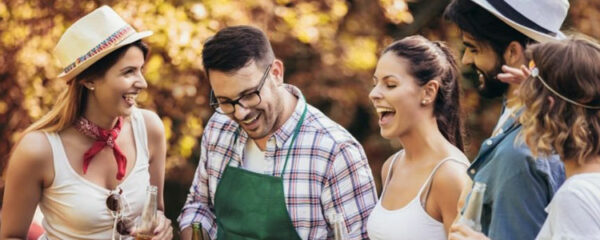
235, 84, 307, 150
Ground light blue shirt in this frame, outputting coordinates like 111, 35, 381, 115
465, 108, 565, 240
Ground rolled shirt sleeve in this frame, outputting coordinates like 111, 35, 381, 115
177, 133, 218, 239
321, 143, 378, 240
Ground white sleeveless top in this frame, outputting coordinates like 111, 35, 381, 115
40, 108, 151, 240
367, 151, 469, 240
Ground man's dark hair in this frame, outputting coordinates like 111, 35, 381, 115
444, 0, 535, 56
202, 25, 275, 73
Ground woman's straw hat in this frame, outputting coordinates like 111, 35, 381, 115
54, 6, 152, 81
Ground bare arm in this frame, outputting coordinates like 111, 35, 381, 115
1, 131, 53, 239
429, 160, 471, 235
453, 180, 473, 225
179, 227, 192, 240
142, 109, 167, 210
448, 223, 490, 240
141, 109, 172, 239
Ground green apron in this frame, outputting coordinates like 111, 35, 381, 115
214, 104, 307, 240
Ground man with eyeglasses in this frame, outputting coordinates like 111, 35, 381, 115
178, 25, 377, 240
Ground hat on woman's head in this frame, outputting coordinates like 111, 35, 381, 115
54, 5, 152, 81
471, 0, 569, 43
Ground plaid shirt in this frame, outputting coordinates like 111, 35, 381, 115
178, 85, 377, 239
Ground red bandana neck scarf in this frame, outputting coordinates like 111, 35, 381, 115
74, 117, 127, 180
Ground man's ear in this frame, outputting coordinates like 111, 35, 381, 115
503, 41, 526, 67
271, 59, 284, 86
421, 79, 440, 106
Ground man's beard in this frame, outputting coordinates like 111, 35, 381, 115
473, 61, 509, 99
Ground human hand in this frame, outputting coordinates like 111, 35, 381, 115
151, 211, 173, 240
131, 210, 173, 240
448, 223, 490, 240
497, 65, 530, 85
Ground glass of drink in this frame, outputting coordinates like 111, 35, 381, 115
134, 185, 158, 240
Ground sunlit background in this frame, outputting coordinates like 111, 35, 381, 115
1, 0, 599, 237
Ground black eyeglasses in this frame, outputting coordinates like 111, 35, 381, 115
106, 188, 132, 235
210, 64, 272, 114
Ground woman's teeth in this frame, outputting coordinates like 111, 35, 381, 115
376, 108, 395, 115
123, 94, 136, 100
123, 93, 137, 105
376, 108, 396, 120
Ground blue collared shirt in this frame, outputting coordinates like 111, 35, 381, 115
465, 107, 565, 240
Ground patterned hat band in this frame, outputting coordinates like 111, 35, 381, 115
62, 25, 134, 75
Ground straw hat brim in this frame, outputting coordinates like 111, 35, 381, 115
57, 30, 153, 81
472, 0, 565, 43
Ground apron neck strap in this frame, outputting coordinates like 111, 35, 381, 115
280, 103, 308, 176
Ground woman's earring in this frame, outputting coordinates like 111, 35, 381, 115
421, 100, 427, 105
89, 87, 95, 91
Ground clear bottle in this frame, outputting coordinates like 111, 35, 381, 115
135, 185, 158, 240
330, 212, 347, 240
458, 181, 486, 232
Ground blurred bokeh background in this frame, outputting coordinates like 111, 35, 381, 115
1, 0, 599, 237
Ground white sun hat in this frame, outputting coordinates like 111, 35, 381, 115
54, 5, 153, 81
471, 0, 569, 43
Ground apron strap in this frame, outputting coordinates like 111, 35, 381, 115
280, 104, 308, 176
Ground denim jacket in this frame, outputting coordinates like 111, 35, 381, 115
465, 108, 565, 240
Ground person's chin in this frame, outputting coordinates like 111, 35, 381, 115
117, 106, 134, 117
114, 99, 135, 115
246, 129, 269, 140
379, 127, 396, 140
244, 120, 270, 139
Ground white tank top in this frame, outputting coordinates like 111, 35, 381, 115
367, 151, 469, 240
40, 108, 151, 240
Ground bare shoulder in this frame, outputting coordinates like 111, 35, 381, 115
9, 131, 53, 173
431, 154, 470, 194
138, 108, 165, 138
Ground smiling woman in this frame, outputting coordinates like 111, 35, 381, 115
1, 6, 172, 240
519, 37, 600, 239
367, 35, 471, 240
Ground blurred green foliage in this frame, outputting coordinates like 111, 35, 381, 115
1, 0, 598, 236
